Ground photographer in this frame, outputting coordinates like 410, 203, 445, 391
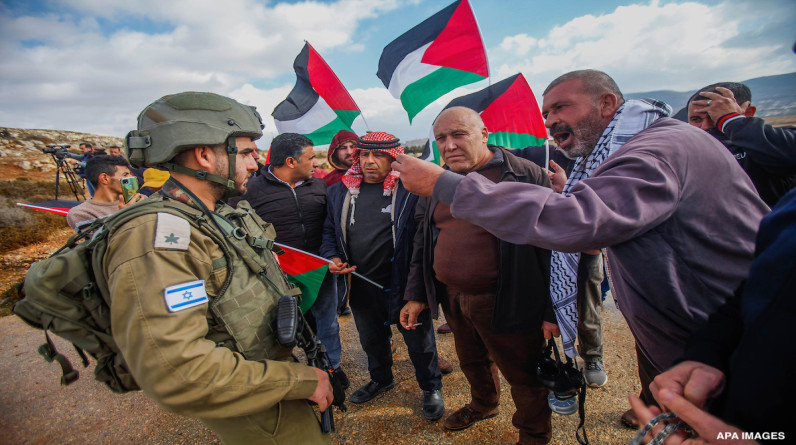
66, 155, 143, 230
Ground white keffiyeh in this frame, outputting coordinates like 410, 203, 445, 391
550, 98, 672, 358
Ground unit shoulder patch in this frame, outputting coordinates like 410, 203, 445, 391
164, 280, 208, 312
155, 213, 190, 250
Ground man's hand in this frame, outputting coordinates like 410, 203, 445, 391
118, 193, 145, 210
629, 391, 752, 444
400, 301, 429, 330
649, 361, 725, 410
548, 159, 568, 194
391, 154, 445, 197
308, 367, 334, 412
542, 321, 560, 340
328, 257, 356, 275
692, 87, 747, 123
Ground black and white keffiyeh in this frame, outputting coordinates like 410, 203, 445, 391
550, 98, 672, 358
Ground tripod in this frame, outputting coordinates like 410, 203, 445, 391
44, 145, 86, 201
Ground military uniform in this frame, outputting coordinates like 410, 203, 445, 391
103, 180, 329, 444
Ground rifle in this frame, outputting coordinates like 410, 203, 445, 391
276, 295, 346, 432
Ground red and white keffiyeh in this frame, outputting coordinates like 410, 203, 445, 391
341, 131, 404, 197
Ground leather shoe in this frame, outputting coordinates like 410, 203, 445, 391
621, 408, 639, 429
437, 322, 452, 334
438, 356, 453, 374
338, 306, 352, 316
422, 389, 445, 420
443, 404, 498, 431
349, 380, 395, 404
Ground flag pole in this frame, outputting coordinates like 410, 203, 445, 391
545, 138, 550, 173
468, 0, 491, 87
275, 243, 384, 289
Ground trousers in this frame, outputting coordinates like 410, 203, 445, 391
576, 252, 604, 361
201, 399, 329, 445
310, 272, 342, 369
349, 279, 442, 391
442, 287, 552, 444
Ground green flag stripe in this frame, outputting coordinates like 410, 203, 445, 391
487, 132, 547, 149
304, 116, 358, 146
286, 265, 328, 313
335, 109, 360, 128
401, 67, 485, 123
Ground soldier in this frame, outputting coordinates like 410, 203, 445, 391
112, 92, 333, 444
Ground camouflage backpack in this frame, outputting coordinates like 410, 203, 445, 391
13, 200, 234, 393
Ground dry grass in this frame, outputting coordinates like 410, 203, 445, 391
0, 177, 67, 254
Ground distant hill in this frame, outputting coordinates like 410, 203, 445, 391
626, 72, 796, 120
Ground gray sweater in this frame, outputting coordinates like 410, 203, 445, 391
434, 118, 768, 372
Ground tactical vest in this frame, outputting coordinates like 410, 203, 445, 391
101, 193, 299, 362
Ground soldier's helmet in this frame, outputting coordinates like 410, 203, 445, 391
125, 92, 264, 168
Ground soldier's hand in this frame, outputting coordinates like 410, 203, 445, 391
309, 367, 334, 412
400, 301, 428, 330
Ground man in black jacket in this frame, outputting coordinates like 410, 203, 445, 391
320, 132, 444, 421
687, 82, 796, 207
230, 133, 348, 388
401, 107, 557, 445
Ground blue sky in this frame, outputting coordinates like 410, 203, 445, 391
0, 0, 794, 143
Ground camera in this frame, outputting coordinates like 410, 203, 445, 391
43, 144, 71, 158
536, 339, 584, 415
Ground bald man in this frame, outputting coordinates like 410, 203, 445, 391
401, 107, 557, 444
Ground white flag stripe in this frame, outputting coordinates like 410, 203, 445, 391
387, 42, 439, 99
273, 96, 337, 135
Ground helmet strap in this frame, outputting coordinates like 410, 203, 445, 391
161, 136, 240, 197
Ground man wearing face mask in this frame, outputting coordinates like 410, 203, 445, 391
687, 82, 796, 207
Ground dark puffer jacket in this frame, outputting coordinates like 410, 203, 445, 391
230, 165, 327, 254
320, 180, 418, 324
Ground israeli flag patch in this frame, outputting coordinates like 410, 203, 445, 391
155, 213, 190, 250
164, 280, 208, 312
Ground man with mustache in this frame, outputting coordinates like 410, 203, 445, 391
392, 69, 768, 428
320, 131, 445, 420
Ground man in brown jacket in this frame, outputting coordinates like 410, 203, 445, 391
401, 107, 556, 444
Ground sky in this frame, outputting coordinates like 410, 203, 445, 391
0, 0, 794, 144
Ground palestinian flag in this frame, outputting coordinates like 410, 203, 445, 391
272, 42, 361, 146
275, 243, 330, 313
17, 200, 80, 216
421, 73, 547, 164
377, 0, 488, 123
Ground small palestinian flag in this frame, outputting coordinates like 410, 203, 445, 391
17, 200, 80, 216
377, 0, 488, 123
421, 73, 547, 164
273, 42, 361, 145
275, 243, 330, 313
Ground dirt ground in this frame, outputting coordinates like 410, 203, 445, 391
0, 291, 640, 445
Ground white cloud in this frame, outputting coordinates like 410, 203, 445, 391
0, 0, 403, 136
491, 0, 796, 95
500, 34, 537, 56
